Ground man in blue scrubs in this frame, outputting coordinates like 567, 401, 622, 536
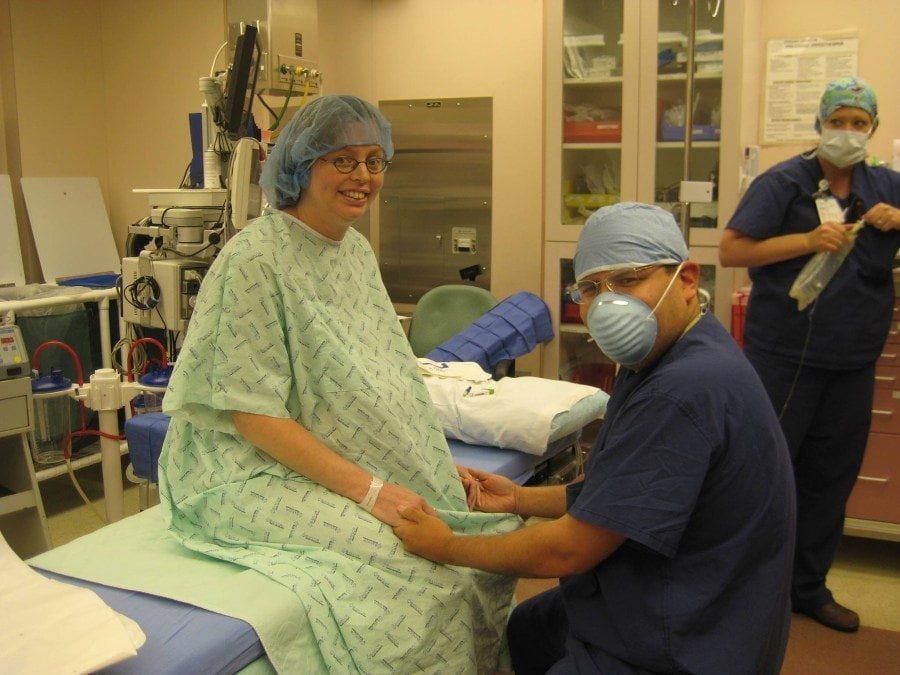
395, 203, 797, 674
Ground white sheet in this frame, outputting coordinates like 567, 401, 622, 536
0, 532, 145, 674
424, 372, 607, 456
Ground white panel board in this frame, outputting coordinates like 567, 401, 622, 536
21, 177, 119, 282
0, 175, 26, 286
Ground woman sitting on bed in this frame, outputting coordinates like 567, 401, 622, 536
157, 95, 521, 673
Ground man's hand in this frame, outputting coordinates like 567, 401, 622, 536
461, 466, 519, 513
371, 482, 438, 527
393, 507, 454, 562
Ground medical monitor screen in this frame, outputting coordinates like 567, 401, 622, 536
223, 24, 260, 142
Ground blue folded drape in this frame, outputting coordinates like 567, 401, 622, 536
425, 291, 554, 372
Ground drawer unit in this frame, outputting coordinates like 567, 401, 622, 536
846, 433, 899, 524
846, 283, 900, 537
869, 387, 900, 435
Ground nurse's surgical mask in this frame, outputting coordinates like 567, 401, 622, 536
816, 129, 869, 168
585, 264, 683, 368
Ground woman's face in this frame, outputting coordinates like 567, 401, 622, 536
822, 107, 874, 134
296, 144, 386, 239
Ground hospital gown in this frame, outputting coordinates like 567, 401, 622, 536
158, 210, 521, 674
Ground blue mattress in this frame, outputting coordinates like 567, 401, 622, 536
38, 570, 266, 674
125, 413, 577, 487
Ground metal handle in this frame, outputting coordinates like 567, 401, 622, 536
856, 475, 889, 484
875, 375, 896, 384
871, 409, 893, 418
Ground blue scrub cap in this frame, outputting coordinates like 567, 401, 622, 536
259, 94, 394, 209
815, 76, 878, 133
573, 202, 689, 281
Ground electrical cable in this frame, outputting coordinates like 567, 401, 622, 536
268, 71, 296, 131
777, 302, 816, 421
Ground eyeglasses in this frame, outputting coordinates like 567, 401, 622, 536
566, 264, 668, 305
321, 156, 391, 174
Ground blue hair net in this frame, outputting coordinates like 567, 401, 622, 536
260, 95, 394, 208
573, 202, 688, 281
815, 76, 879, 133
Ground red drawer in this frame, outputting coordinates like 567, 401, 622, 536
884, 327, 899, 346
874, 363, 899, 391
870, 387, 900, 435
847, 433, 900, 524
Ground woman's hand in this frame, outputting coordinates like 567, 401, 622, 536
460, 466, 519, 514
806, 221, 852, 253
457, 464, 483, 509
864, 203, 899, 232
370, 481, 439, 527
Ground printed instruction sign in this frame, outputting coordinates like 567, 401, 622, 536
763, 37, 858, 144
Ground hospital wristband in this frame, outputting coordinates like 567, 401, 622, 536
359, 476, 384, 512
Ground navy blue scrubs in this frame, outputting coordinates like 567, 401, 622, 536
508, 315, 796, 674
727, 154, 900, 612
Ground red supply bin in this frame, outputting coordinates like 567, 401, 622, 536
731, 287, 749, 348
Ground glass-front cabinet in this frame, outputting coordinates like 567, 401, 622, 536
639, 0, 725, 247
546, 0, 640, 238
542, 0, 754, 381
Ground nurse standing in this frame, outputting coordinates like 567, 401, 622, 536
720, 76, 900, 632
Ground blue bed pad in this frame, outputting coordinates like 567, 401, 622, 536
125, 413, 578, 487
38, 570, 266, 674
448, 433, 577, 485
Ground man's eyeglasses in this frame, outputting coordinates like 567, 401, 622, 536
321, 156, 391, 174
566, 264, 669, 305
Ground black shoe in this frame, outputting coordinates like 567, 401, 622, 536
797, 601, 860, 633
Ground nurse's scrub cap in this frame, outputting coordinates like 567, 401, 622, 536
815, 76, 879, 133
260, 94, 394, 208
573, 202, 689, 281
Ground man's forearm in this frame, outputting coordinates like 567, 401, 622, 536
515, 483, 569, 518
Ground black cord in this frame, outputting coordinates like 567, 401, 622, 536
255, 91, 278, 118
778, 302, 816, 421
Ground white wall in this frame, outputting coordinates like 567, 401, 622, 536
755, 0, 900, 171
366, 0, 545, 304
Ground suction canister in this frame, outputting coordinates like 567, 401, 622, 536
30, 368, 73, 464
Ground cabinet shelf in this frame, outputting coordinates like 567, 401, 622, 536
563, 142, 623, 150
657, 72, 722, 82
0, 489, 38, 516
656, 141, 719, 149
560, 323, 589, 335
564, 76, 624, 86
34, 439, 128, 482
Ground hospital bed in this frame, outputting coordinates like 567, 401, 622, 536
28, 376, 605, 673
24, 289, 607, 672
28, 428, 592, 674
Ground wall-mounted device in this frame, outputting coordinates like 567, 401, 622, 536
120, 254, 209, 332
225, 0, 321, 96
452, 227, 477, 254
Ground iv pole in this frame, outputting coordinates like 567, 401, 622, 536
679, 0, 698, 246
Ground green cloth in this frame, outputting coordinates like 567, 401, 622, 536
158, 210, 522, 673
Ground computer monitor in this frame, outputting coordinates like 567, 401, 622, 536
222, 24, 260, 142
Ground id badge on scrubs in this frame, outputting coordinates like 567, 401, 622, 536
814, 195, 844, 224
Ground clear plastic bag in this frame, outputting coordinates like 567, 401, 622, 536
789, 222, 864, 311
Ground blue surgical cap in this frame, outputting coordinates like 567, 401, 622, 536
573, 202, 688, 281
260, 95, 394, 209
815, 76, 879, 133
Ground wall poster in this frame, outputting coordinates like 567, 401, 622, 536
763, 37, 858, 144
